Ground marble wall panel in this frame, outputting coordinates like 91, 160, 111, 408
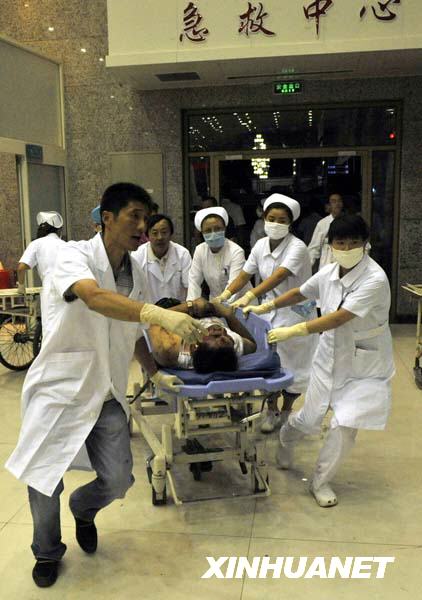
0, 153, 22, 272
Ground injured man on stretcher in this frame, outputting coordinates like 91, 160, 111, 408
147, 299, 257, 373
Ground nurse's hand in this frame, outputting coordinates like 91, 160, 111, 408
230, 290, 256, 308
267, 322, 309, 343
140, 303, 207, 344
243, 301, 275, 316
151, 371, 183, 393
212, 289, 232, 303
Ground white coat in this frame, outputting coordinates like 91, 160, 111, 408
19, 233, 66, 333
187, 238, 250, 301
131, 240, 191, 304
308, 214, 334, 270
244, 234, 318, 393
5, 233, 147, 496
293, 254, 395, 434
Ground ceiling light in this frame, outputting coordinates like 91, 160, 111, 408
48, 26, 54, 32
110, 95, 115, 99
99, 57, 105, 62
80, 48, 87, 53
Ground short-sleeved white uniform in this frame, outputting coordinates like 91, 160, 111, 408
19, 233, 66, 333
244, 234, 318, 393
291, 254, 395, 434
187, 239, 251, 301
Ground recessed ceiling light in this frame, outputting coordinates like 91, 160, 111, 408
80, 48, 87, 53
99, 57, 105, 62
48, 26, 54, 32
110, 95, 115, 99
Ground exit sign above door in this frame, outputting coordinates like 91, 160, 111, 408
274, 81, 303, 95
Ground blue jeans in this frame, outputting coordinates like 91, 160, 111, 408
28, 399, 134, 561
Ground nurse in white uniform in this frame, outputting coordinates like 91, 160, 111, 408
259, 214, 394, 508
17, 211, 66, 336
132, 214, 191, 304
187, 206, 250, 301
217, 194, 318, 433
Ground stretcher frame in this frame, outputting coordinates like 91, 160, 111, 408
131, 370, 293, 506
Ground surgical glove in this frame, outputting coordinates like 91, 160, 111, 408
243, 301, 275, 316
151, 371, 183, 393
17, 282, 25, 294
212, 289, 232, 303
140, 303, 206, 345
267, 322, 309, 344
230, 290, 256, 309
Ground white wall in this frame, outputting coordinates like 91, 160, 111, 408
107, 0, 422, 67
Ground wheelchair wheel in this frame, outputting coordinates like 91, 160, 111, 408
0, 316, 38, 371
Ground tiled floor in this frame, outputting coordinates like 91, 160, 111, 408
0, 324, 421, 598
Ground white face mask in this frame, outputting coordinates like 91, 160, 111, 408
332, 247, 364, 269
264, 222, 289, 240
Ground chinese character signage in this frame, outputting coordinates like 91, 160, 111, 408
274, 81, 303, 95
178, 0, 403, 41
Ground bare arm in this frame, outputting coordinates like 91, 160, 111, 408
226, 270, 252, 295
71, 279, 147, 321
306, 308, 355, 334
17, 262, 31, 285
134, 336, 159, 376
250, 266, 291, 299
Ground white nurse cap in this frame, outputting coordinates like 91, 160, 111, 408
36, 211, 64, 228
263, 194, 301, 222
194, 206, 229, 231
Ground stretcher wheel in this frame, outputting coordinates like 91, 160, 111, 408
146, 455, 154, 483
190, 463, 202, 481
152, 485, 167, 506
0, 316, 38, 371
253, 474, 269, 494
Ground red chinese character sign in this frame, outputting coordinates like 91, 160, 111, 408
239, 2, 275, 36
179, 2, 209, 42
360, 0, 401, 21
303, 0, 334, 36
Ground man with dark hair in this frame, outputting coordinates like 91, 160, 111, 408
5, 182, 205, 588
132, 213, 192, 304
308, 192, 344, 271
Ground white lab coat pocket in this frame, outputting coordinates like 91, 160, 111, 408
41, 350, 96, 403
352, 347, 383, 379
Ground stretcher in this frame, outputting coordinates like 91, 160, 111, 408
402, 283, 422, 389
130, 311, 293, 505
0, 287, 42, 371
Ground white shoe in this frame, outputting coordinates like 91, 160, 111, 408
310, 482, 338, 507
261, 410, 282, 433
275, 443, 292, 470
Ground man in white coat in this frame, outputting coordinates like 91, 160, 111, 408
5, 183, 205, 588
131, 213, 191, 304
308, 193, 343, 270
255, 214, 394, 508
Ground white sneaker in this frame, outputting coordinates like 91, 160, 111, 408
260, 410, 281, 433
310, 482, 338, 507
275, 443, 292, 470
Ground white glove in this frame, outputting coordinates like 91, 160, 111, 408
17, 282, 25, 294
151, 371, 183, 393
230, 290, 256, 309
212, 289, 232, 303
243, 301, 275, 316
140, 303, 206, 345
267, 322, 309, 344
